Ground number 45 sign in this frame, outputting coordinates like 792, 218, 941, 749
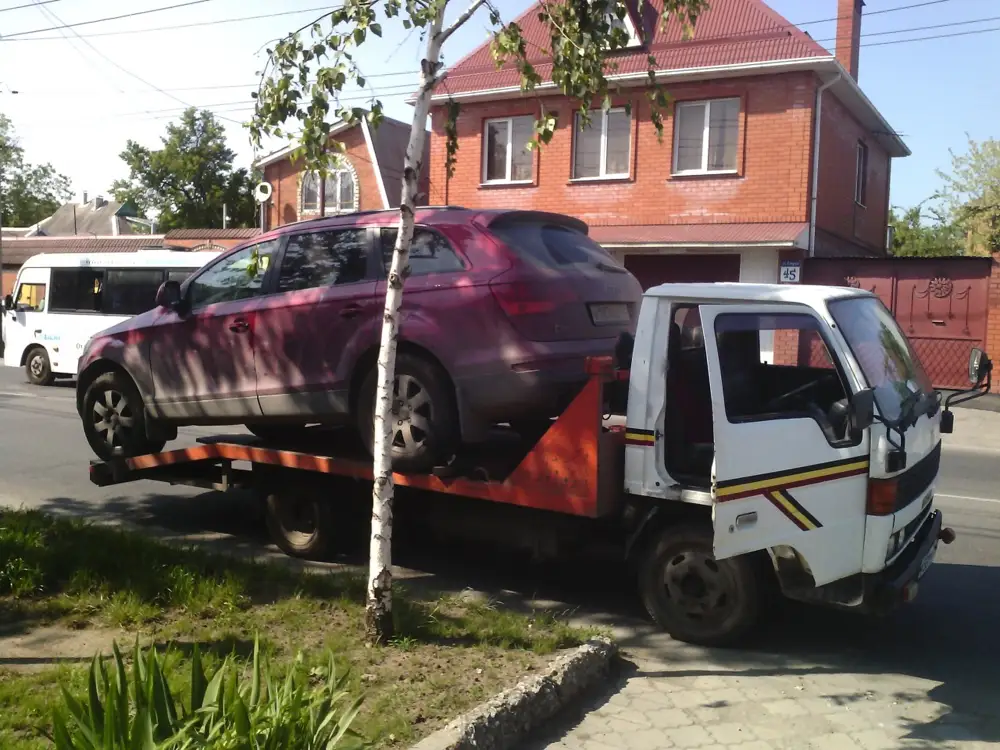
779, 260, 801, 284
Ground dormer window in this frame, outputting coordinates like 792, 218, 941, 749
605, 11, 641, 50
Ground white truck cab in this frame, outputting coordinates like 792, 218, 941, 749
621, 282, 988, 643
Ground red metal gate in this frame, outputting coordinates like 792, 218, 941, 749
803, 257, 993, 389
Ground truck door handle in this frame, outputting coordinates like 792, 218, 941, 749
33, 329, 42, 336
340, 304, 363, 319
228, 319, 250, 333
734, 512, 758, 530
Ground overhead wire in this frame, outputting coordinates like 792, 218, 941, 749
0, 0, 59, 13
0, 0, 219, 38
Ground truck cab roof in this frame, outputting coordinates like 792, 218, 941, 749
644, 282, 874, 306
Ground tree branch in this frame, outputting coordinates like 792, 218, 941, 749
436, 0, 488, 47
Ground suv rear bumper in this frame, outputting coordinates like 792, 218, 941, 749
859, 509, 943, 615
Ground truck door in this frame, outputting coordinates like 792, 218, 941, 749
699, 304, 870, 587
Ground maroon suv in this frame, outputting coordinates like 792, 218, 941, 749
76, 208, 642, 470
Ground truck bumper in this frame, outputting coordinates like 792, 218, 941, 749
860, 509, 943, 615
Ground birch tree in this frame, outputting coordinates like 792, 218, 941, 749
250, 0, 707, 644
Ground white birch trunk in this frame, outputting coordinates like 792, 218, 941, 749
364, 3, 450, 644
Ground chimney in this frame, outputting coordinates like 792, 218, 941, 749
836, 0, 863, 80
82, 190, 88, 204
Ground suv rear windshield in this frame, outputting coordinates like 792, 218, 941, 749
490, 220, 620, 270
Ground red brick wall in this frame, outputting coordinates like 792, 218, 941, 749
263, 125, 385, 228
1, 269, 15, 297
815, 93, 890, 255
987, 254, 1000, 360
428, 72, 817, 227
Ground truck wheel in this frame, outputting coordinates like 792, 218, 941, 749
357, 353, 458, 473
638, 524, 761, 647
265, 492, 336, 560
82, 371, 166, 460
25, 347, 55, 386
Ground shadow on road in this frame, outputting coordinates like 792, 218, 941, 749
30, 488, 1000, 747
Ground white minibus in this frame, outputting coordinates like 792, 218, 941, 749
1, 250, 220, 385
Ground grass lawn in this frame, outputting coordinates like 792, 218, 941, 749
0, 509, 594, 749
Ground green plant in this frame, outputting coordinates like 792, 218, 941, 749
52, 637, 365, 750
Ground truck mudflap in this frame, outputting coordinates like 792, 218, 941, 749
861, 510, 947, 615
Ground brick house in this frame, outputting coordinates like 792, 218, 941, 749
255, 115, 428, 229
426, 0, 909, 288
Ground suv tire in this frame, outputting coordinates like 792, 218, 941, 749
357, 353, 458, 473
82, 371, 166, 460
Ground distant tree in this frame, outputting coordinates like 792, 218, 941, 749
888, 203, 963, 257
110, 108, 258, 231
937, 135, 1000, 255
0, 114, 72, 226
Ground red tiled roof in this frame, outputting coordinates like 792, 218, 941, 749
589, 222, 808, 246
441, 0, 829, 96
1, 237, 168, 265
164, 228, 261, 240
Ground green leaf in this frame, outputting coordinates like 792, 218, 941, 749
250, 636, 262, 708
52, 710, 75, 750
189, 645, 207, 713
87, 655, 105, 736
370, 22, 382, 37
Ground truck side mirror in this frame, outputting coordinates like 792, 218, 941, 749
2, 294, 12, 311
969, 347, 992, 385
848, 387, 875, 433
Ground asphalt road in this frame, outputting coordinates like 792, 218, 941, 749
1, 365, 999, 743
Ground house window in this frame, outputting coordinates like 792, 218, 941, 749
855, 141, 869, 206
605, 12, 641, 49
572, 108, 631, 180
300, 168, 357, 214
482, 116, 534, 183
673, 98, 740, 175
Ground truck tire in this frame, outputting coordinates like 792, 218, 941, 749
265, 492, 336, 560
638, 524, 761, 647
25, 346, 55, 386
356, 352, 458, 473
82, 371, 166, 460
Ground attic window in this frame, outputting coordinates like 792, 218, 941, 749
300, 166, 358, 215
606, 11, 641, 49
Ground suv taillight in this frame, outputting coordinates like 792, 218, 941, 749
489, 281, 576, 317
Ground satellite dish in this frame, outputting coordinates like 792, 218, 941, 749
254, 182, 273, 204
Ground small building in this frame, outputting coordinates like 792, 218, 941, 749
254, 115, 428, 229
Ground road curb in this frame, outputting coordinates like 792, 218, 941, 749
409, 636, 617, 750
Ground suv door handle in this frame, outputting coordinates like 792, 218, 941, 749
340, 304, 363, 319
229, 319, 250, 333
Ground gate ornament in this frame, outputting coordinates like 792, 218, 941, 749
928, 277, 954, 298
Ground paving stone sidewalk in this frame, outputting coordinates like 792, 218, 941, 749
524, 651, 1000, 750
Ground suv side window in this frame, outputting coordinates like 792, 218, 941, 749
278, 229, 369, 292
188, 240, 278, 309
380, 227, 465, 276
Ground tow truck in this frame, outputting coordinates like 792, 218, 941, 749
88, 283, 992, 646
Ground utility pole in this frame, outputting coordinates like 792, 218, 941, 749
222, 203, 228, 229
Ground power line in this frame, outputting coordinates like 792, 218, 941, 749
795, 0, 966, 28
1, 0, 219, 39
814, 14, 1000, 44
861, 23, 1000, 47
0, 4, 339, 42
0, 0, 59, 12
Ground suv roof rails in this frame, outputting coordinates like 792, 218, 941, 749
274, 206, 470, 231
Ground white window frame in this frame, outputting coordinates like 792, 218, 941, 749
671, 97, 741, 177
604, 11, 641, 49
855, 141, 869, 207
481, 116, 534, 185
571, 107, 631, 181
300, 168, 358, 215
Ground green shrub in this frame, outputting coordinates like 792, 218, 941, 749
52, 637, 365, 749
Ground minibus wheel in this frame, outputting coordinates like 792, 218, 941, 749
25, 347, 54, 386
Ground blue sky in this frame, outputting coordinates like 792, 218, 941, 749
0, 0, 995, 219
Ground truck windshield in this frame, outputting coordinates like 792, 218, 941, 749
828, 296, 933, 424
